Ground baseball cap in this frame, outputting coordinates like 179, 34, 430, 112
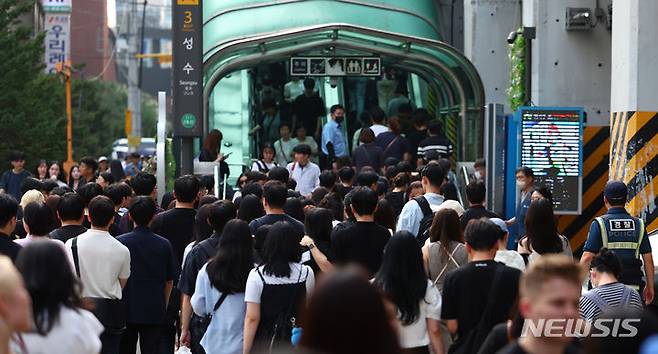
604, 180, 627, 203
437, 200, 465, 218
489, 218, 508, 234
98, 156, 108, 163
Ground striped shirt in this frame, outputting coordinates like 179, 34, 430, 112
579, 282, 643, 321
417, 135, 453, 159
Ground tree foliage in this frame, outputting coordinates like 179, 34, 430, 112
0, 0, 157, 171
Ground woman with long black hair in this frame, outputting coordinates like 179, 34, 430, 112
243, 221, 315, 353
374, 231, 444, 354
16, 241, 103, 354
517, 198, 572, 263
191, 219, 254, 354
300, 207, 334, 274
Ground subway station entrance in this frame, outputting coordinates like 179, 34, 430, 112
195, 0, 485, 180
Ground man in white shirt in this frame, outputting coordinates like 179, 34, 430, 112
396, 163, 446, 236
66, 195, 130, 354
286, 144, 320, 197
369, 106, 389, 137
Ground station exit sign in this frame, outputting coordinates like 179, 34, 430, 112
290, 57, 381, 77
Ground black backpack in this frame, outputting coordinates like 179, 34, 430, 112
414, 196, 435, 246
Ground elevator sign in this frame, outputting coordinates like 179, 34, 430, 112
518, 107, 583, 214
290, 57, 381, 76
172, 0, 203, 137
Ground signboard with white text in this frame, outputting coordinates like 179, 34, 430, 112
172, 0, 203, 137
290, 57, 381, 76
44, 13, 70, 73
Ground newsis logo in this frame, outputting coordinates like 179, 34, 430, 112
521, 318, 641, 338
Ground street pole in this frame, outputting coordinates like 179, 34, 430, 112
65, 63, 74, 172
56, 62, 75, 173
127, 0, 142, 151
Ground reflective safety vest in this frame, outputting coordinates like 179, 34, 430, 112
595, 215, 646, 289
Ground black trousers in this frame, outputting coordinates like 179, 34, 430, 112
100, 330, 122, 354
120, 324, 161, 354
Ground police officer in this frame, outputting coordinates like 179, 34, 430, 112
580, 180, 654, 304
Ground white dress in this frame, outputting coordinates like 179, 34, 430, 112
22, 306, 103, 354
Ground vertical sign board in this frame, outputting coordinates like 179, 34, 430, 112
42, 0, 72, 74
484, 104, 506, 216
518, 107, 584, 215
172, 0, 203, 137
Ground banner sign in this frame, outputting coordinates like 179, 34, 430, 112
518, 107, 584, 214
42, 0, 72, 12
290, 57, 381, 77
172, 0, 203, 137
44, 13, 71, 74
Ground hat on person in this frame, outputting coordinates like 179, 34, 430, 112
98, 156, 108, 163
604, 180, 628, 203
292, 144, 312, 155
489, 218, 508, 234
437, 199, 465, 218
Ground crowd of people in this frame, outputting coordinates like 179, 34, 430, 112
0, 102, 657, 354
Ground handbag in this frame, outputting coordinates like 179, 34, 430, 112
193, 292, 229, 337
71, 237, 126, 331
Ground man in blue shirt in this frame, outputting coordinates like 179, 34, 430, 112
506, 166, 534, 241
396, 163, 446, 236
579, 180, 654, 304
321, 104, 348, 169
117, 196, 176, 354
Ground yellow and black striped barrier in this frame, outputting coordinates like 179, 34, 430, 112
558, 126, 610, 251
610, 111, 658, 233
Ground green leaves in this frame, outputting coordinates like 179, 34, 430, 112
507, 27, 526, 112
0, 0, 157, 169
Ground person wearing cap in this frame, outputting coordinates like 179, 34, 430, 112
98, 156, 109, 173
579, 180, 654, 305
287, 144, 320, 196
490, 218, 525, 271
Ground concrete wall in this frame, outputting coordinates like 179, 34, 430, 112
524, 0, 612, 126
463, 0, 521, 108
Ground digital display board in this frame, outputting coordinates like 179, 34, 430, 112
519, 107, 583, 214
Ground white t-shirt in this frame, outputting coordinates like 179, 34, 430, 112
495, 250, 526, 271
65, 229, 131, 299
244, 263, 315, 303
22, 306, 103, 354
397, 280, 442, 348
369, 124, 389, 137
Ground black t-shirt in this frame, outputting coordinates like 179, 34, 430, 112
404, 128, 428, 158
0, 233, 21, 263
496, 341, 581, 354
461, 206, 500, 230
385, 191, 406, 217
353, 143, 385, 172
150, 208, 196, 267
249, 214, 305, 236
334, 184, 353, 200
50, 225, 88, 243
179, 235, 220, 295
293, 94, 326, 134
441, 260, 521, 349
330, 221, 391, 276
